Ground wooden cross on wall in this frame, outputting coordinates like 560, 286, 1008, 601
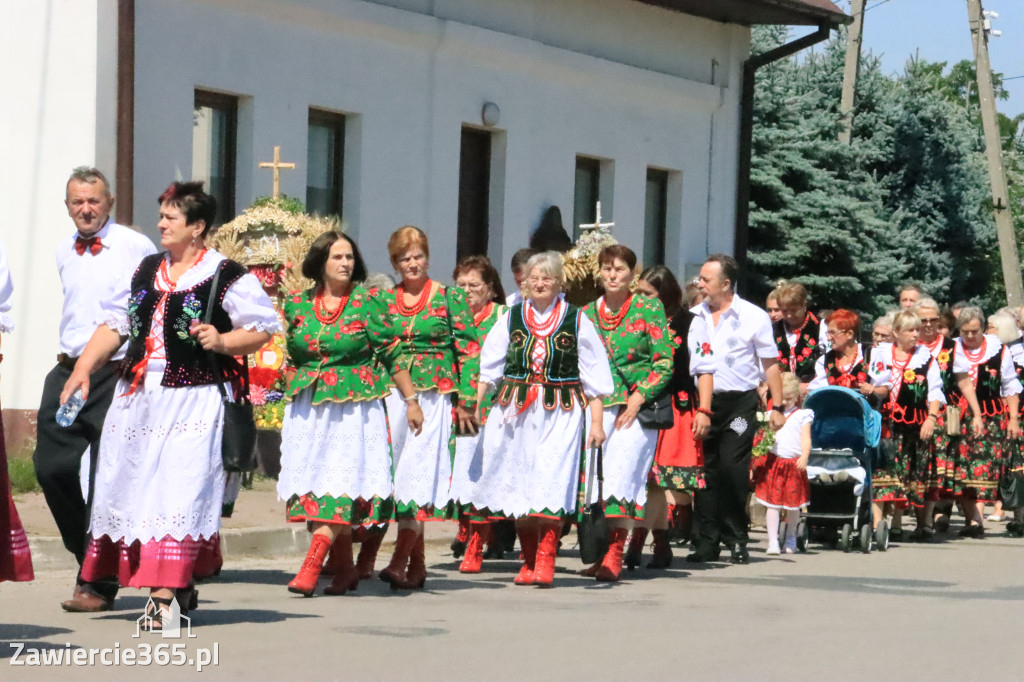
579, 201, 614, 232
258, 146, 296, 200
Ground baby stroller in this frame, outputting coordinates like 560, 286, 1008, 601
794, 386, 885, 553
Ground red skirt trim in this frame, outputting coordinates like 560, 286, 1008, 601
755, 454, 810, 510
0, 413, 33, 582
80, 534, 221, 589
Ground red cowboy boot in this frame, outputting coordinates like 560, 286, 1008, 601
596, 527, 629, 582
288, 533, 332, 597
459, 523, 490, 574
624, 527, 648, 570
379, 528, 418, 588
532, 520, 561, 587
324, 532, 359, 595
514, 521, 538, 585
646, 529, 673, 569
396, 533, 427, 589
356, 528, 385, 580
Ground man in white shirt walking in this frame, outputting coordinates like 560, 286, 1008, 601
688, 254, 784, 565
32, 167, 157, 612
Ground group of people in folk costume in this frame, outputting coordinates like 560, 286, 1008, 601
3, 167, 1022, 629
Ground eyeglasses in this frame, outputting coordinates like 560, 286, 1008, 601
920, 317, 940, 325
826, 328, 851, 337
872, 331, 891, 340
457, 281, 486, 291
528, 276, 556, 285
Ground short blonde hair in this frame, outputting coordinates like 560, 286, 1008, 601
987, 311, 1018, 344
524, 252, 564, 297
781, 372, 801, 402
913, 297, 940, 314
387, 225, 429, 265
892, 310, 921, 333
776, 282, 808, 309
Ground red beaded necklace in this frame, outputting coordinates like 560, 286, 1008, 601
314, 289, 349, 325
159, 248, 208, 289
921, 335, 943, 356
473, 302, 494, 328
961, 338, 987, 365
525, 299, 564, 338
396, 279, 432, 317
597, 293, 632, 331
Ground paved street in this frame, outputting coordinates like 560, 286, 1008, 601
2, 524, 1022, 681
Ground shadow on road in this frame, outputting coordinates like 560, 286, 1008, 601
683, 573, 1024, 601
0, 624, 77, 659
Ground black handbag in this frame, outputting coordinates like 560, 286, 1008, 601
1000, 442, 1024, 511
577, 446, 609, 564
204, 261, 258, 473
603, 344, 674, 430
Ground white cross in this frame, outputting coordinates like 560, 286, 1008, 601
579, 201, 614, 232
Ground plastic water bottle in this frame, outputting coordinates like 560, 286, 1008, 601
56, 389, 85, 428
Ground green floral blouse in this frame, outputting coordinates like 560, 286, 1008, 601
583, 294, 675, 407
283, 285, 403, 405
463, 302, 506, 405
378, 284, 479, 408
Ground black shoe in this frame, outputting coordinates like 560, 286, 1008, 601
685, 549, 721, 563
1006, 521, 1024, 537
730, 544, 750, 564
450, 539, 466, 559
933, 515, 951, 533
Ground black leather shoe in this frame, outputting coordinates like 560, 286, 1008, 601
685, 549, 721, 563
730, 544, 749, 564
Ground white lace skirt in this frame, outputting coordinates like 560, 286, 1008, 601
470, 399, 586, 517
387, 389, 453, 513
449, 430, 484, 507
583, 406, 658, 507
89, 374, 225, 543
277, 392, 393, 502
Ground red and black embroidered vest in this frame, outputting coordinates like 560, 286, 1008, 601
497, 302, 584, 411
773, 312, 820, 382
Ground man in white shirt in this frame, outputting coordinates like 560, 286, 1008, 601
504, 248, 535, 307
32, 167, 157, 612
688, 254, 784, 565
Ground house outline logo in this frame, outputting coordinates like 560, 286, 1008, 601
134, 597, 197, 639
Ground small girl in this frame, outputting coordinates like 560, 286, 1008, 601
756, 373, 812, 555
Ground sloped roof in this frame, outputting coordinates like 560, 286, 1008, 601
636, 0, 850, 26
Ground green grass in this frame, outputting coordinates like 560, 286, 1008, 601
8, 457, 40, 494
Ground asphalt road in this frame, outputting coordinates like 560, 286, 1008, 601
1, 527, 1022, 681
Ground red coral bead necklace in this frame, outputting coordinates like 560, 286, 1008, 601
396, 279, 432, 317
597, 293, 632, 331
473, 302, 494, 328
525, 299, 564, 338
314, 288, 349, 325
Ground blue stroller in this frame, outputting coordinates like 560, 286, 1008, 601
795, 386, 886, 553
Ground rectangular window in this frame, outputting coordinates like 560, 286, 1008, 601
644, 168, 669, 266
573, 157, 600, 240
306, 110, 345, 218
457, 127, 491, 260
192, 90, 237, 226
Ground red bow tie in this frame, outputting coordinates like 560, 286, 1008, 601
74, 235, 103, 256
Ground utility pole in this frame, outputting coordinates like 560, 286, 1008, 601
838, 0, 865, 144
967, 0, 1023, 307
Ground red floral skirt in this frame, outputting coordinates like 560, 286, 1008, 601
81, 533, 221, 589
649, 404, 705, 492
0, 413, 33, 582
755, 454, 810, 510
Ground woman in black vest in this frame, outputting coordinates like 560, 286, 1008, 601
62, 182, 278, 628
470, 252, 613, 587
623, 266, 713, 570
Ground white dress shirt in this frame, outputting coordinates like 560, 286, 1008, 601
0, 239, 14, 333
692, 294, 778, 393
479, 298, 613, 400
56, 219, 157, 360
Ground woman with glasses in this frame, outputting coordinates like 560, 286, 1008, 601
951, 307, 1021, 537
808, 309, 889, 399
471, 252, 613, 587
446, 255, 508, 573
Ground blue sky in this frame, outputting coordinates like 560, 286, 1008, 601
824, 0, 1023, 117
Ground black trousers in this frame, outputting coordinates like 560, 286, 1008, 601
32, 362, 119, 598
693, 389, 760, 551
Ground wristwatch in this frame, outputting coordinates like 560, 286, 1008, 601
772, 405, 785, 414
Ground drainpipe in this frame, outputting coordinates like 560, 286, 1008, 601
116, 0, 135, 225
733, 22, 832, 290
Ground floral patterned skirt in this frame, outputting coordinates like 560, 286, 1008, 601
954, 415, 1007, 502
755, 454, 809, 510
932, 411, 961, 500
649, 403, 705, 493
902, 425, 939, 507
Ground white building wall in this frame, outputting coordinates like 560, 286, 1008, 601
1, 0, 119, 411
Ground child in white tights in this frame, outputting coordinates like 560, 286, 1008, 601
756, 373, 812, 555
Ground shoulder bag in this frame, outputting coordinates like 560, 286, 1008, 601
204, 261, 258, 473
599, 326, 674, 430
577, 446, 609, 565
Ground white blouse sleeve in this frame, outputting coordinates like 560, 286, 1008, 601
0, 240, 14, 333
807, 356, 827, 391
868, 345, 893, 389
999, 345, 1023, 397
926, 353, 946, 405
952, 340, 970, 375
222, 273, 282, 333
98, 261, 134, 336
577, 312, 614, 399
479, 311, 511, 387
687, 316, 715, 376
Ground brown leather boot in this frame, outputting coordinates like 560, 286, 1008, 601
532, 520, 560, 587
514, 520, 538, 585
459, 523, 489, 574
356, 528, 385, 580
596, 527, 629, 582
324, 532, 359, 595
61, 585, 114, 613
379, 528, 418, 588
396, 533, 427, 589
624, 527, 648, 570
646, 529, 673, 569
288, 533, 332, 597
